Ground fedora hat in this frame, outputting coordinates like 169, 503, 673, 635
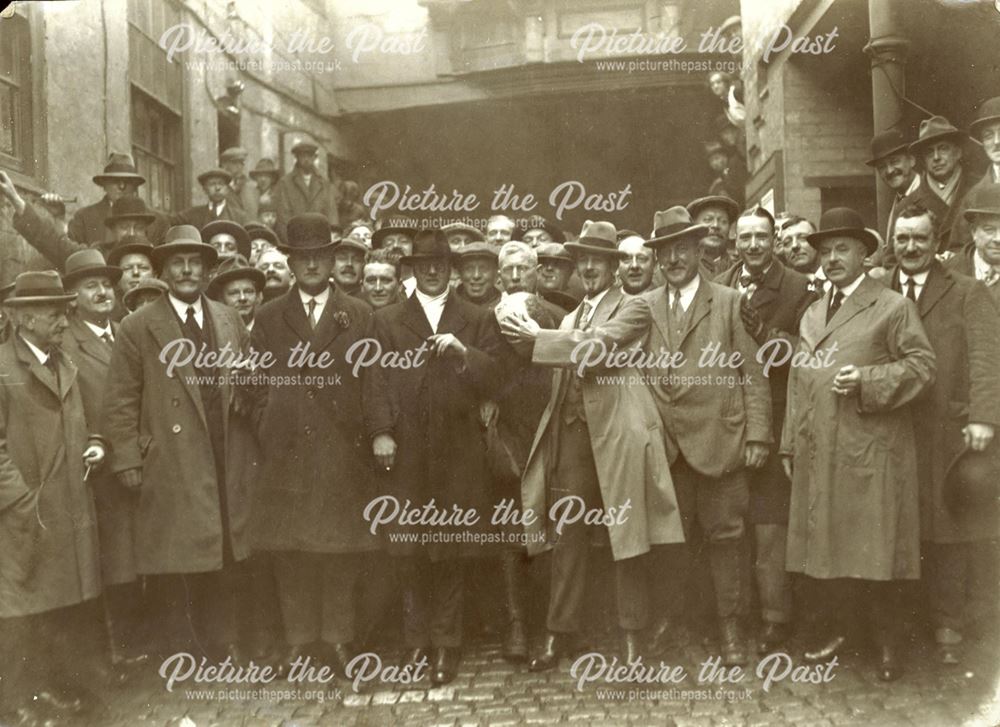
123, 277, 169, 312
62, 249, 122, 287
806, 207, 879, 254
943, 440, 1000, 514
245, 222, 279, 247
92, 153, 145, 186
866, 129, 912, 166
248, 158, 280, 180
106, 234, 155, 267
970, 96, 1000, 138
399, 229, 452, 265
564, 220, 624, 258
645, 207, 709, 248
5, 271, 78, 307
455, 241, 499, 263
219, 146, 248, 163
0, 281, 16, 305
104, 196, 156, 228
291, 140, 319, 155
686, 195, 739, 222
278, 213, 338, 254
440, 222, 485, 243
962, 183, 1000, 222
151, 225, 219, 269
196, 167, 233, 186
908, 116, 968, 154
202, 219, 251, 260
372, 224, 418, 250
536, 242, 574, 265
206, 254, 265, 299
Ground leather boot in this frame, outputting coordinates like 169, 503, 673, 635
431, 647, 461, 685
500, 551, 528, 662
719, 618, 747, 667
620, 630, 642, 664
529, 632, 565, 672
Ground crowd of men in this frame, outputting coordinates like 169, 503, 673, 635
0, 94, 999, 726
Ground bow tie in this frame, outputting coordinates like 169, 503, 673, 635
739, 272, 763, 288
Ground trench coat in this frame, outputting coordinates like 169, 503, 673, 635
61, 315, 137, 585
249, 286, 379, 554
272, 170, 338, 241
0, 336, 102, 617
102, 295, 259, 574
781, 275, 936, 580
363, 292, 504, 560
884, 263, 1000, 542
521, 286, 684, 562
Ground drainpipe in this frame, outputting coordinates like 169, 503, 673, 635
864, 0, 910, 236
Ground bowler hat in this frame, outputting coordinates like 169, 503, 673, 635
399, 229, 452, 265
278, 213, 338, 254
806, 207, 879, 254
687, 195, 739, 222
372, 224, 418, 250
219, 147, 248, 163
202, 219, 251, 260
962, 183, 1000, 222
92, 153, 145, 186
645, 207, 709, 248
123, 277, 169, 311
970, 96, 1000, 138
206, 254, 265, 299
248, 158, 281, 180
866, 129, 912, 166
908, 116, 968, 154
197, 168, 233, 186
291, 140, 319, 155
440, 222, 485, 243
943, 441, 1000, 514
563, 220, 624, 258
456, 242, 499, 263
62, 249, 122, 287
151, 225, 219, 269
536, 242, 574, 265
107, 234, 155, 268
104, 196, 156, 228
5, 271, 78, 307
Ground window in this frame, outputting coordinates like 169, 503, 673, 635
0, 14, 33, 175
132, 89, 183, 212
128, 0, 184, 210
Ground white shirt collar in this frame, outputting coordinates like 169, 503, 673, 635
832, 272, 866, 300
298, 285, 331, 307
580, 286, 612, 321
168, 294, 203, 325
973, 250, 998, 280
402, 277, 418, 297
668, 275, 701, 312
19, 334, 50, 365
83, 319, 114, 340
903, 173, 920, 196
414, 287, 449, 333
899, 269, 929, 286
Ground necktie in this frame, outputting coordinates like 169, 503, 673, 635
670, 290, 682, 318
905, 278, 918, 302
826, 289, 843, 324
44, 352, 60, 390
576, 300, 593, 331
985, 268, 1000, 287
307, 298, 318, 329
186, 306, 200, 331
101, 331, 114, 345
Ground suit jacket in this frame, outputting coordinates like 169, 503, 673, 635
0, 337, 102, 616
226, 174, 258, 221
880, 175, 949, 265
169, 201, 249, 231
918, 169, 979, 252
637, 279, 772, 479
949, 167, 995, 252
103, 295, 259, 574
885, 262, 1000, 542
945, 245, 1000, 306
68, 196, 113, 249
273, 169, 338, 240
781, 276, 935, 579
249, 286, 379, 554
363, 291, 504, 559
520, 286, 684, 561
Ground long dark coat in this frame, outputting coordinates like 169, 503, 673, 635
945, 245, 1000, 307
272, 170, 338, 241
68, 196, 114, 249
169, 202, 249, 231
363, 292, 504, 560
249, 286, 379, 554
715, 262, 814, 523
781, 276, 936, 580
103, 296, 260, 574
885, 263, 1000, 542
61, 315, 137, 585
0, 337, 102, 617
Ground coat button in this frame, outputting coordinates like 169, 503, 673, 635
307, 390, 315, 399
304, 425, 313, 435
172, 424, 182, 434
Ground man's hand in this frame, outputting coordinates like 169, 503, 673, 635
0, 171, 26, 215
832, 364, 861, 397
964, 423, 995, 452
739, 294, 765, 342
83, 443, 106, 467
118, 468, 142, 490
427, 333, 467, 358
480, 400, 499, 429
373, 433, 397, 471
499, 312, 541, 343
744, 442, 769, 469
781, 455, 793, 481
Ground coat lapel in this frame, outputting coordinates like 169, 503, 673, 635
69, 316, 113, 367
814, 276, 879, 348
918, 262, 952, 318
750, 264, 782, 313
14, 338, 61, 400
205, 299, 235, 416
436, 294, 468, 337
401, 293, 434, 339
282, 287, 315, 346
647, 286, 672, 348
310, 287, 349, 353
590, 286, 622, 328
678, 278, 712, 349
147, 297, 207, 425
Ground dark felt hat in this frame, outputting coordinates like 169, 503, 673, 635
399, 229, 452, 265
908, 116, 969, 155
123, 277, 169, 311
962, 183, 1000, 222
866, 129, 912, 166
806, 207, 879, 254
104, 196, 156, 228
5, 271, 78, 307
563, 220, 625, 259
202, 219, 251, 260
206, 254, 265, 299
92, 153, 145, 186
686, 195, 739, 222
107, 235, 155, 267
197, 168, 233, 185
372, 225, 418, 250
645, 207, 709, 248
278, 213, 338, 254
943, 441, 1000, 514
61, 249, 122, 287
151, 225, 219, 268
970, 96, 1000, 139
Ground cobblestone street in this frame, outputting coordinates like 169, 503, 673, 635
92, 627, 1000, 727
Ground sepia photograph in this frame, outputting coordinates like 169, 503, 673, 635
0, 0, 998, 724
